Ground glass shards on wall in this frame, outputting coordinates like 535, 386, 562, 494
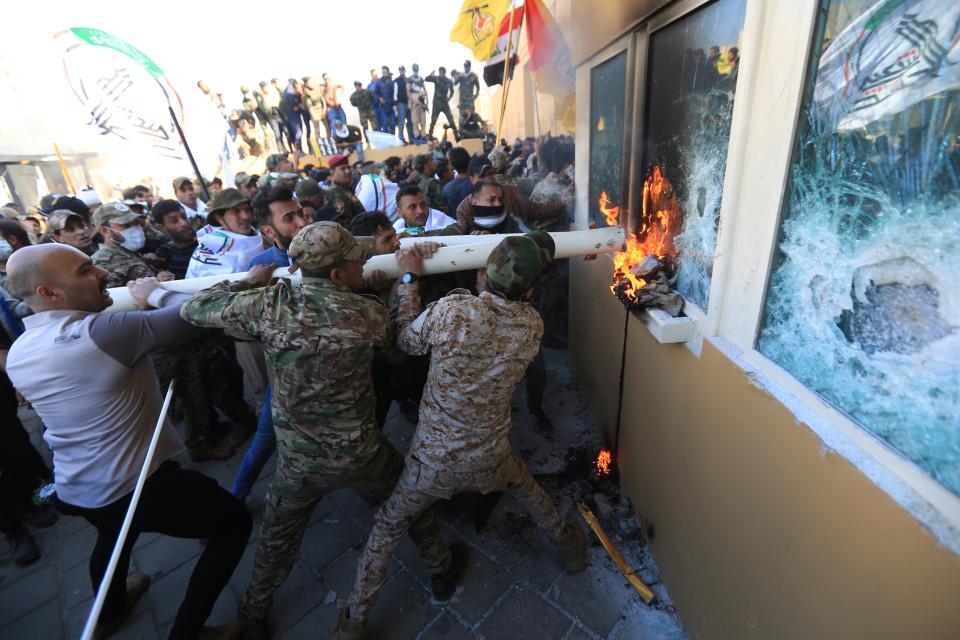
643, 0, 746, 310
589, 50, 628, 227
759, 0, 960, 495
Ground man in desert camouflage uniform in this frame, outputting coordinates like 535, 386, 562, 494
179, 221, 462, 639
407, 64, 428, 140
333, 232, 587, 640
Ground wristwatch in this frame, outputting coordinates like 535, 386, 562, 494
400, 272, 420, 284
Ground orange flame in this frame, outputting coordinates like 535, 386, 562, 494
600, 165, 681, 302
595, 449, 612, 475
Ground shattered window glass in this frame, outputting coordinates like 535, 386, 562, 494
589, 50, 627, 227
643, 0, 746, 310
758, 0, 960, 495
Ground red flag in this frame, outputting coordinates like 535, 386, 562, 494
524, 0, 575, 130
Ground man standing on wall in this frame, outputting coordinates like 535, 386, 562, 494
426, 67, 458, 141
407, 63, 428, 141
455, 60, 481, 129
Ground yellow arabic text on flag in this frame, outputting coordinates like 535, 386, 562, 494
450, 0, 512, 61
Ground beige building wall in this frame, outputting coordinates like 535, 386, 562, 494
568, 0, 960, 638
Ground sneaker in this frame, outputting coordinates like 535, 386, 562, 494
197, 623, 243, 639
553, 519, 587, 574
431, 542, 469, 601
93, 572, 151, 640
4, 522, 40, 566
188, 444, 236, 462
330, 606, 367, 640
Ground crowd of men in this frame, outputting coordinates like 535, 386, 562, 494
0, 132, 577, 639
202, 60, 488, 160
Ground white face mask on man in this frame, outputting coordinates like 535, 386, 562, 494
119, 226, 146, 252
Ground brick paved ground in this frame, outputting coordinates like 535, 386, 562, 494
0, 348, 687, 640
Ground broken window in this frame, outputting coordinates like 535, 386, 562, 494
589, 50, 628, 227
758, 0, 960, 495
642, 0, 746, 310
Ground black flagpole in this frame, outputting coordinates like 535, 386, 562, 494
168, 105, 212, 202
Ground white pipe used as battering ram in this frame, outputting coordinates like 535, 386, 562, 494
103, 226, 625, 313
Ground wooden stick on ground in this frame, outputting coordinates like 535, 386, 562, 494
576, 500, 657, 605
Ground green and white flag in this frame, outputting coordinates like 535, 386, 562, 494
813, 0, 960, 131
54, 27, 187, 160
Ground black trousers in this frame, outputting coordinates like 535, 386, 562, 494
57, 461, 252, 640
0, 372, 51, 528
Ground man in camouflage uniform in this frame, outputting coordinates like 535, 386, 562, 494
349, 81, 376, 145
91, 203, 175, 287
334, 233, 587, 639
179, 222, 462, 639
407, 63, 428, 140
455, 60, 481, 129
425, 67, 458, 140
326, 154, 366, 223
414, 154, 449, 214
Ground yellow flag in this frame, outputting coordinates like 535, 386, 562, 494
450, 0, 511, 61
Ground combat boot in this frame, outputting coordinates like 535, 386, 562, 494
330, 606, 368, 640
553, 518, 587, 574
431, 542, 469, 600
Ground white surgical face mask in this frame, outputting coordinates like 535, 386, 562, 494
0, 238, 12, 257
120, 226, 146, 252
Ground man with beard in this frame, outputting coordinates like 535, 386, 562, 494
228, 185, 310, 503
180, 223, 461, 639
46, 210, 95, 256
236, 173, 261, 202
391, 186, 455, 236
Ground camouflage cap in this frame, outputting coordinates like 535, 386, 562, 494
45, 209, 85, 231
485, 233, 553, 300
93, 202, 139, 227
235, 172, 259, 187
488, 147, 508, 172
207, 188, 248, 214
288, 221, 369, 271
172, 175, 193, 190
294, 178, 323, 200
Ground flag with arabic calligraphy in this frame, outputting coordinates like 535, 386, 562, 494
813, 0, 960, 131
54, 27, 190, 161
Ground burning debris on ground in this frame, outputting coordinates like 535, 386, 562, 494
600, 165, 686, 316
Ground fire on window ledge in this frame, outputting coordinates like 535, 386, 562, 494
597, 166, 698, 344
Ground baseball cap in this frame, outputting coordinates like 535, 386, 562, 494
327, 154, 351, 169
123, 198, 146, 212
485, 234, 553, 300
51, 196, 91, 222
76, 188, 102, 207
287, 222, 369, 272
206, 188, 248, 214
295, 178, 323, 201
172, 176, 193, 191
39, 194, 62, 214
468, 155, 494, 177
45, 209, 85, 231
93, 202, 139, 227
